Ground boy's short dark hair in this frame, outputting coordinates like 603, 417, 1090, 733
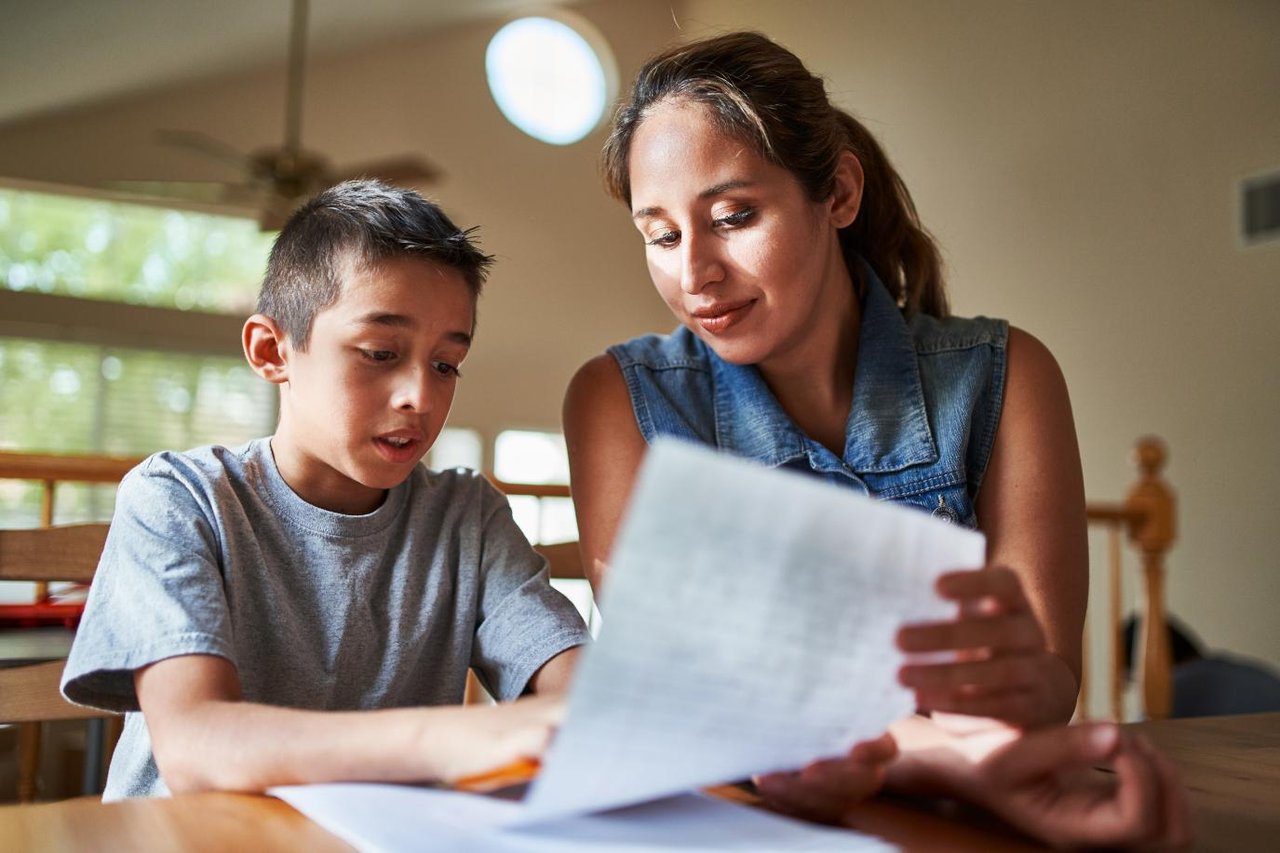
257, 179, 494, 350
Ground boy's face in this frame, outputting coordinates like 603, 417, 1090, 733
271, 255, 474, 514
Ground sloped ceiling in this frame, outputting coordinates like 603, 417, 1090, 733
0, 0, 577, 126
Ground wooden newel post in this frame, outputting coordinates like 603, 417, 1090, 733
1126, 437, 1176, 720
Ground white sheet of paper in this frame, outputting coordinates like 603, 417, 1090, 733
517, 439, 985, 822
272, 783, 895, 852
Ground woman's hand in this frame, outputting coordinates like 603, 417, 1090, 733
753, 733, 898, 823
896, 565, 1078, 727
970, 723, 1191, 850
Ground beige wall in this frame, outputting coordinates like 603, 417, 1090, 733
1, 2, 1277, 678
672, 0, 1280, 680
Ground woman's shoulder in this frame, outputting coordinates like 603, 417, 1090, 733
607, 325, 712, 372
907, 310, 1009, 355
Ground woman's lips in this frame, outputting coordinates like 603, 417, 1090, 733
690, 300, 754, 334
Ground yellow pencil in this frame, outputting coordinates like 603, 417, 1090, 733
452, 757, 541, 792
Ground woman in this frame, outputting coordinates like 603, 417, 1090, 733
564, 31, 1187, 847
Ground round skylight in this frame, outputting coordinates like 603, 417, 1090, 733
485, 15, 615, 146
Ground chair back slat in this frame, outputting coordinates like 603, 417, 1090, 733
534, 541, 586, 581
0, 662, 98, 723
0, 525, 108, 584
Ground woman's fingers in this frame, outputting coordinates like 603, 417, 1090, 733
1136, 734, 1193, 849
979, 723, 1116, 783
900, 654, 1043, 692
755, 735, 898, 823
897, 613, 1045, 654
936, 566, 1031, 611
848, 732, 899, 764
917, 690, 1043, 726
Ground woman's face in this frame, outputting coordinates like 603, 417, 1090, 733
627, 99, 857, 369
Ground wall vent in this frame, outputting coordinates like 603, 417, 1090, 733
1240, 170, 1280, 248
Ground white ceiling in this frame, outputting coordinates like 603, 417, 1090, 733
1, 0, 576, 127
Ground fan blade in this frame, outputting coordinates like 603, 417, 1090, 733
154, 129, 253, 172
259, 193, 301, 232
333, 155, 442, 187
102, 180, 266, 206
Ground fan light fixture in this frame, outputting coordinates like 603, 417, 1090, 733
485, 15, 615, 146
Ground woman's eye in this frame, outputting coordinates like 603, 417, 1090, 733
359, 349, 396, 363
646, 229, 679, 248
714, 208, 755, 229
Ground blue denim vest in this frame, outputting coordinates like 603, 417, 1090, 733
607, 272, 1008, 528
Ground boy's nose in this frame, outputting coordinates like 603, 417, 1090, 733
392, 368, 434, 413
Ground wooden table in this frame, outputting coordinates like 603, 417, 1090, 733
2, 713, 1277, 851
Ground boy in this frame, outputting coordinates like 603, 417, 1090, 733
61, 180, 589, 799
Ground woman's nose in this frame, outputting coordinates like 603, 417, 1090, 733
679, 233, 725, 294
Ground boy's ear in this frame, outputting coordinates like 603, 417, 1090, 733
243, 314, 291, 385
828, 150, 864, 229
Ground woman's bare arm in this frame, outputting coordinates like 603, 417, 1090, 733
562, 353, 648, 593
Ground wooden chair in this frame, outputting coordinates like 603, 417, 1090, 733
1080, 437, 1177, 722
0, 451, 137, 802
486, 477, 586, 582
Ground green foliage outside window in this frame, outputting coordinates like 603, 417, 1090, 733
0, 187, 274, 312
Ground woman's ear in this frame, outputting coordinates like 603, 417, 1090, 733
243, 314, 290, 384
828, 151, 864, 229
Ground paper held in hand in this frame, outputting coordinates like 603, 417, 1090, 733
514, 438, 985, 823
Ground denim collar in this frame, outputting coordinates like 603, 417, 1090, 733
710, 268, 937, 474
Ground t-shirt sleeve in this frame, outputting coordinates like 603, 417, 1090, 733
470, 484, 590, 702
61, 457, 237, 712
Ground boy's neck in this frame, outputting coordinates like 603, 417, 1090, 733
268, 434, 390, 516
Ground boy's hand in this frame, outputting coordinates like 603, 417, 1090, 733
426, 694, 565, 787
752, 732, 898, 823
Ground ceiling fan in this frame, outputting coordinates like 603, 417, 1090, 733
110, 0, 440, 230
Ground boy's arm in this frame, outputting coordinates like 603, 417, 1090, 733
525, 646, 581, 696
137, 654, 564, 794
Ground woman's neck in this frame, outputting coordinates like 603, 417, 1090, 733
758, 265, 862, 457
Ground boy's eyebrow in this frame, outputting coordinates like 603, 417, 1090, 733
352, 312, 471, 345
632, 180, 756, 220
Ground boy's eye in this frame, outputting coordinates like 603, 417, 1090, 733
359, 349, 396, 363
432, 361, 462, 379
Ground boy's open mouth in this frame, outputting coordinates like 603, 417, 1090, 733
373, 434, 422, 461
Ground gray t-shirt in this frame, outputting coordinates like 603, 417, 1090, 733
61, 439, 589, 800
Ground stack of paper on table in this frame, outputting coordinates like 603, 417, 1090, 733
273, 439, 985, 850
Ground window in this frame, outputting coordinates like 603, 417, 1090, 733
485, 14, 616, 146
426, 427, 484, 472
493, 428, 594, 629
0, 186, 277, 468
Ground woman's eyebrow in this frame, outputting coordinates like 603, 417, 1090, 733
632, 179, 757, 220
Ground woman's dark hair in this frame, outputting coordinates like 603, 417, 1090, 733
601, 31, 948, 318
257, 179, 494, 349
